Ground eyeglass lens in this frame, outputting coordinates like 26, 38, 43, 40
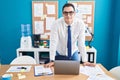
63, 11, 74, 16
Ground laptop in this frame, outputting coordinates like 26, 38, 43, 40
54, 60, 80, 75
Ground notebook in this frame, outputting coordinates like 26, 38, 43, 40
54, 60, 80, 75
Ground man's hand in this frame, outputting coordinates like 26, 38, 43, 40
44, 62, 54, 68
83, 62, 96, 67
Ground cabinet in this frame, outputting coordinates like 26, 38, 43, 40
16, 47, 97, 64
16, 48, 49, 64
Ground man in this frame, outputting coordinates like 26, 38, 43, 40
45, 3, 95, 67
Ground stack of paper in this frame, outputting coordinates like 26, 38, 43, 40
80, 65, 115, 80
80, 65, 105, 76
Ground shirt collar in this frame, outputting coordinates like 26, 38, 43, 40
63, 18, 75, 28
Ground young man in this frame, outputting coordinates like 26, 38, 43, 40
45, 3, 95, 67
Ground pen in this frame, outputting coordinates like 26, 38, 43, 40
17, 67, 27, 70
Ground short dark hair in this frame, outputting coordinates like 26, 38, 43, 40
62, 3, 75, 12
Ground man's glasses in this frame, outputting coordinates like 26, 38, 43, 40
63, 11, 75, 16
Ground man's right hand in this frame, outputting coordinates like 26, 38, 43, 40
44, 62, 54, 68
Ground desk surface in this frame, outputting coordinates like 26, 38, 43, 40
0, 64, 115, 80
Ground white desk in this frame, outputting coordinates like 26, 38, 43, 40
16, 47, 97, 64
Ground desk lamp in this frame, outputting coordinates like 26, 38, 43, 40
86, 26, 94, 48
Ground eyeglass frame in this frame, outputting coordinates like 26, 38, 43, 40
63, 11, 75, 16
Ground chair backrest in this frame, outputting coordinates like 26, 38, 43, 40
10, 56, 37, 64
109, 66, 120, 80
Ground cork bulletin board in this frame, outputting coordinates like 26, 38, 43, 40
69, 0, 95, 41
32, 0, 95, 41
32, 1, 58, 40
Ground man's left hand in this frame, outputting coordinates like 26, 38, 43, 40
83, 62, 96, 67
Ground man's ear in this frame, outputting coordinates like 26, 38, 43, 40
74, 12, 76, 15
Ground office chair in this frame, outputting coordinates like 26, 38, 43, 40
10, 56, 37, 64
109, 66, 120, 80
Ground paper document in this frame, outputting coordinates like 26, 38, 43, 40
87, 74, 115, 80
34, 65, 53, 76
34, 3, 43, 17
7, 66, 31, 72
46, 4, 55, 14
80, 65, 114, 80
80, 65, 105, 76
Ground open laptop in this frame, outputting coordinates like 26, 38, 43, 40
54, 60, 80, 75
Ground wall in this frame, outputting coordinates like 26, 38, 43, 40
110, 0, 120, 68
118, 35, 120, 65
0, 0, 118, 70
0, 0, 32, 64
93, 0, 113, 69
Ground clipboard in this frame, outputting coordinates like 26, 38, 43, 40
34, 65, 53, 76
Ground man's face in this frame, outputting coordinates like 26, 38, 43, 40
63, 6, 75, 25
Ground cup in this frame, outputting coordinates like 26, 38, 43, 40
2, 74, 12, 80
